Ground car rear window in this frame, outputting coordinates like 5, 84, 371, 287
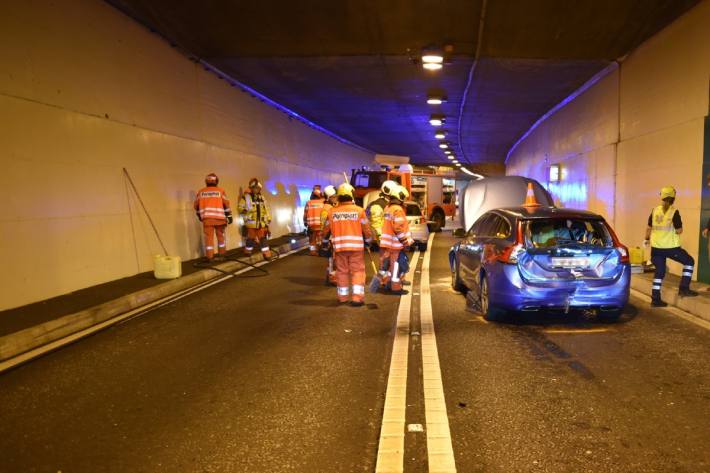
524, 218, 613, 248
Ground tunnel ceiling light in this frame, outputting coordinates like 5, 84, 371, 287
447, 155, 455, 160
429, 114, 445, 127
452, 159, 459, 164
444, 149, 452, 155
439, 142, 449, 149
455, 163, 462, 167
421, 45, 444, 71
434, 131, 446, 140
426, 93, 448, 105
423, 62, 443, 71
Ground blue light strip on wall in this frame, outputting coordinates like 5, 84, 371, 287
504, 62, 619, 166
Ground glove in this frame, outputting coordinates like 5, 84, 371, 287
196, 212, 202, 222
226, 214, 233, 224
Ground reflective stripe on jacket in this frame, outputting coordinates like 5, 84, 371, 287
194, 186, 231, 223
304, 199, 324, 229
650, 205, 681, 249
238, 191, 271, 229
380, 204, 412, 250
322, 203, 372, 253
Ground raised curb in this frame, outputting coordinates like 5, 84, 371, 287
0, 237, 308, 363
630, 275, 710, 324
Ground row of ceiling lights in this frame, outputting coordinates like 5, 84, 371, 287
420, 46, 466, 171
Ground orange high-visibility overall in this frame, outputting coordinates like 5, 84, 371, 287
304, 198, 325, 255
322, 203, 372, 303
379, 203, 414, 292
194, 186, 231, 259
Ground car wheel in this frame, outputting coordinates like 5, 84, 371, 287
597, 309, 622, 323
451, 260, 466, 293
481, 276, 506, 322
431, 210, 445, 231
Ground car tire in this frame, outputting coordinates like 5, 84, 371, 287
597, 309, 622, 323
451, 260, 466, 293
431, 210, 445, 231
480, 275, 506, 322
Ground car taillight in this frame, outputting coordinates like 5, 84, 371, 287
617, 245, 630, 264
499, 243, 525, 264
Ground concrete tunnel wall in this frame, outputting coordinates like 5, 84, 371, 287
506, 0, 710, 281
0, 0, 373, 311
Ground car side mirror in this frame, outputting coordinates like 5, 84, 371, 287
453, 228, 466, 238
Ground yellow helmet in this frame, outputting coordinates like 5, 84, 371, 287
336, 183, 355, 199
660, 186, 676, 200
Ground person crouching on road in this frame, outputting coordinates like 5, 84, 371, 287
322, 183, 373, 307
194, 173, 232, 262
304, 185, 324, 256
320, 185, 338, 285
645, 186, 698, 307
238, 177, 272, 259
379, 184, 414, 294
366, 180, 397, 251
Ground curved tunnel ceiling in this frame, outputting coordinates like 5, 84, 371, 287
106, 0, 699, 167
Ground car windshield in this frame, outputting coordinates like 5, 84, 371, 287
524, 218, 613, 248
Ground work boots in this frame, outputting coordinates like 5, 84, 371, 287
651, 299, 668, 308
678, 288, 699, 297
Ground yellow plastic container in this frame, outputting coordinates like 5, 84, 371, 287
629, 247, 644, 265
153, 255, 182, 279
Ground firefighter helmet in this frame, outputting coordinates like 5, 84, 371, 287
381, 180, 398, 197
323, 185, 336, 198
390, 184, 409, 202
205, 173, 219, 185
660, 186, 676, 200
336, 183, 355, 199
248, 178, 263, 190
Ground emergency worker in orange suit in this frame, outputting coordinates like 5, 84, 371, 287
303, 185, 324, 255
379, 184, 414, 294
322, 183, 373, 306
194, 173, 232, 261
320, 185, 338, 285
238, 177, 272, 259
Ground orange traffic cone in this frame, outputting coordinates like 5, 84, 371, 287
523, 182, 542, 207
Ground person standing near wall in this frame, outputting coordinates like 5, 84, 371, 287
238, 177, 272, 259
321, 185, 338, 285
379, 184, 414, 294
322, 183, 372, 307
194, 173, 232, 262
304, 185, 324, 256
644, 186, 698, 307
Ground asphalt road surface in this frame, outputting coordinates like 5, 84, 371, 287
1, 233, 708, 472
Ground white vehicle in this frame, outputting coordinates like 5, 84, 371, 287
403, 200, 430, 252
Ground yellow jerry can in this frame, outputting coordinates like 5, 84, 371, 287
153, 255, 182, 279
628, 247, 644, 265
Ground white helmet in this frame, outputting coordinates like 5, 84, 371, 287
324, 185, 336, 198
381, 180, 398, 196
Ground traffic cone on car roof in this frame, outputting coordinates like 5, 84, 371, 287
523, 182, 542, 207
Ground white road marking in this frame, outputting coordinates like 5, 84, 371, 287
420, 233, 457, 472
630, 289, 710, 331
407, 423, 424, 432
375, 251, 420, 473
0, 247, 305, 373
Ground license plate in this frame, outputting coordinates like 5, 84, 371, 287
551, 257, 589, 268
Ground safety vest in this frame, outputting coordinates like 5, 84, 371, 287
324, 203, 371, 253
238, 191, 271, 229
366, 197, 388, 238
321, 202, 334, 228
194, 186, 231, 224
650, 205, 681, 249
380, 204, 412, 250
304, 199, 324, 230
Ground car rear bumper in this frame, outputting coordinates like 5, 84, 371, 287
488, 264, 630, 312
